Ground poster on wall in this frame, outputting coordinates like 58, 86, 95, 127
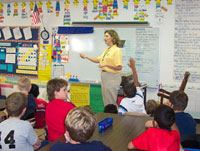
52, 34, 70, 63
38, 44, 52, 81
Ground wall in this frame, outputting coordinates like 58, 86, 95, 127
0, 0, 200, 118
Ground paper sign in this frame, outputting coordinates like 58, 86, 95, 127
23, 27, 32, 40
2, 27, 12, 40
6, 54, 16, 63
13, 27, 22, 39
70, 83, 90, 106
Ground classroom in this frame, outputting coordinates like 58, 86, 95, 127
0, 0, 200, 150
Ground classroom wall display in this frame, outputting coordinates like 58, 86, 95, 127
52, 34, 70, 63
174, 0, 200, 83
70, 82, 104, 113
0, 26, 40, 77
38, 44, 52, 81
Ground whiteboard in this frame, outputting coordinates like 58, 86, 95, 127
61, 27, 159, 87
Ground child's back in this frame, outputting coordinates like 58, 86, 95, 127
0, 118, 38, 151
169, 90, 196, 136
0, 92, 40, 151
128, 104, 180, 151
29, 83, 47, 128
118, 58, 146, 115
34, 98, 47, 128
118, 84, 145, 114
132, 127, 180, 151
18, 77, 36, 120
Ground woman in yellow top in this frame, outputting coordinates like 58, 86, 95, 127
80, 30, 122, 106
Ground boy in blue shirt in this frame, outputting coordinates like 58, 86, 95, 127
50, 106, 112, 151
18, 77, 36, 120
146, 90, 196, 136
169, 90, 196, 136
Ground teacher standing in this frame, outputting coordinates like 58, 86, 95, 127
80, 30, 122, 106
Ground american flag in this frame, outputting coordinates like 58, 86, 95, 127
32, 3, 40, 25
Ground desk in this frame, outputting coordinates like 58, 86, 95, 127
39, 113, 152, 151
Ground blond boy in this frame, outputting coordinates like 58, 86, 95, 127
18, 77, 36, 120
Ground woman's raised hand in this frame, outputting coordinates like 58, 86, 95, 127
80, 53, 87, 59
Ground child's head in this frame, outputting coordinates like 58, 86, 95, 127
123, 83, 136, 98
169, 90, 188, 111
65, 106, 97, 143
29, 83, 39, 98
104, 104, 118, 114
6, 92, 27, 117
18, 77, 31, 93
146, 99, 158, 115
47, 78, 68, 101
154, 104, 175, 130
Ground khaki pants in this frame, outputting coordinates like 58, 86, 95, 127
101, 71, 121, 107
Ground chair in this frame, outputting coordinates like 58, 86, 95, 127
157, 71, 190, 104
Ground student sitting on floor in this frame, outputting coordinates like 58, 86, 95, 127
29, 83, 47, 129
128, 104, 180, 151
104, 104, 118, 114
18, 77, 36, 120
45, 78, 75, 141
145, 99, 158, 116
0, 92, 41, 151
50, 106, 112, 151
168, 90, 196, 136
118, 58, 146, 115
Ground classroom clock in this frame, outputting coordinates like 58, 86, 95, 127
41, 28, 50, 40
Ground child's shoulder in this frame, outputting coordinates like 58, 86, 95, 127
47, 99, 75, 109
147, 127, 179, 134
176, 112, 194, 119
0, 118, 32, 129
85, 141, 112, 151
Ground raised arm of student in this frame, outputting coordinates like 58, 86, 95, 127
128, 57, 139, 87
80, 53, 100, 63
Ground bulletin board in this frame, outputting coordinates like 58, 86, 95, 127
0, 26, 40, 78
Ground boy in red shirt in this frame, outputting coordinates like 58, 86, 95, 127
128, 104, 180, 151
45, 78, 75, 141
